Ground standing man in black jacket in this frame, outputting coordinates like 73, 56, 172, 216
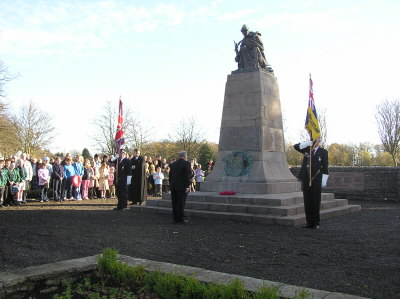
113, 149, 132, 211
169, 151, 191, 223
129, 149, 147, 205
294, 139, 329, 229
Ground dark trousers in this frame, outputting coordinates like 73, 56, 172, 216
155, 184, 162, 196
65, 178, 73, 199
116, 183, 128, 209
3, 185, 13, 205
39, 184, 48, 202
61, 178, 67, 199
73, 186, 81, 199
31, 176, 38, 190
302, 181, 322, 226
88, 187, 95, 199
195, 182, 201, 191
0, 186, 4, 205
171, 189, 187, 223
52, 179, 62, 200
162, 184, 169, 193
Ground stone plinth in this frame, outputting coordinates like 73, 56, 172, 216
202, 70, 300, 194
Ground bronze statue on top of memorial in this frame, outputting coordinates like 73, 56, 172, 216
233, 24, 273, 74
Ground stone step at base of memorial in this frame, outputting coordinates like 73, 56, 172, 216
166, 191, 336, 206
130, 204, 361, 226
131, 191, 361, 226
144, 197, 348, 217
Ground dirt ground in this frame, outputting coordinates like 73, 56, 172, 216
0, 197, 399, 299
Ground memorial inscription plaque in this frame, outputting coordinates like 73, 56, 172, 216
224, 151, 253, 177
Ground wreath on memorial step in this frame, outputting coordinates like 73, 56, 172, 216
219, 191, 237, 195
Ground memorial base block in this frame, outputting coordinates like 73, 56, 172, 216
202, 70, 299, 194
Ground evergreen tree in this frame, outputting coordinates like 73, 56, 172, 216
82, 148, 91, 160
198, 142, 216, 168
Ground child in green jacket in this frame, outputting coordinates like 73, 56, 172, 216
8, 159, 21, 205
0, 157, 8, 207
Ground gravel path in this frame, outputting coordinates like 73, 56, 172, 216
0, 198, 399, 299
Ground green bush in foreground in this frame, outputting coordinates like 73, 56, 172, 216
54, 248, 312, 298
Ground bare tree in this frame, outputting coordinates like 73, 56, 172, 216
0, 60, 17, 98
125, 117, 152, 152
0, 100, 19, 156
0, 61, 19, 156
12, 101, 55, 156
91, 101, 151, 155
169, 116, 205, 158
375, 98, 400, 166
91, 101, 120, 155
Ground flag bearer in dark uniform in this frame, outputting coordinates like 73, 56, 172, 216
113, 149, 132, 211
294, 138, 329, 229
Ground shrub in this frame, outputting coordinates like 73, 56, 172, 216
253, 284, 280, 299
95, 248, 312, 299
97, 247, 145, 289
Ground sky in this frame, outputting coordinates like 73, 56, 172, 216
1, 0, 400, 154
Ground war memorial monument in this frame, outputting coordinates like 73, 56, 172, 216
137, 25, 361, 225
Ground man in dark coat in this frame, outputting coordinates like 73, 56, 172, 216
129, 149, 147, 205
294, 139, 329, 229
169, 151, 191, 223
113, 149, 132, 210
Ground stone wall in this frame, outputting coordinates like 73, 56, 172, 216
290, 167, 400, 202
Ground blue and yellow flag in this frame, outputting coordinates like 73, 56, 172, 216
305, 76, 321, 140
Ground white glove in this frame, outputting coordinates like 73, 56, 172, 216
299, 141, 313, 149
126, 176, 132, 185
322, 174, 329, 187
110, 154, 119, 162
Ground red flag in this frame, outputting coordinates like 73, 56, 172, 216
115, 97, 125, 154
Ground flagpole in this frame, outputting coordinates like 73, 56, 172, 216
309, 136, 312, 187
115, 106, 119, 188
114, 96, 123, 189
308, 74, 312, 187
115, 154, 119, 188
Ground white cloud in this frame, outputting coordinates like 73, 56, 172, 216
0, 1, 195, 58
217, 9, 256, 22
255, 9, 358, 32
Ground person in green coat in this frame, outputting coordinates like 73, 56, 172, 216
8, 159, 21, 205
0, 157, 8, 207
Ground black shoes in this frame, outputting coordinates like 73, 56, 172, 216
174, 218, 189, 224
302, 224, 319, 229
113, 207, 127, 211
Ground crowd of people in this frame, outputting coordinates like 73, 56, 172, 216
0, 151, 215, 208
